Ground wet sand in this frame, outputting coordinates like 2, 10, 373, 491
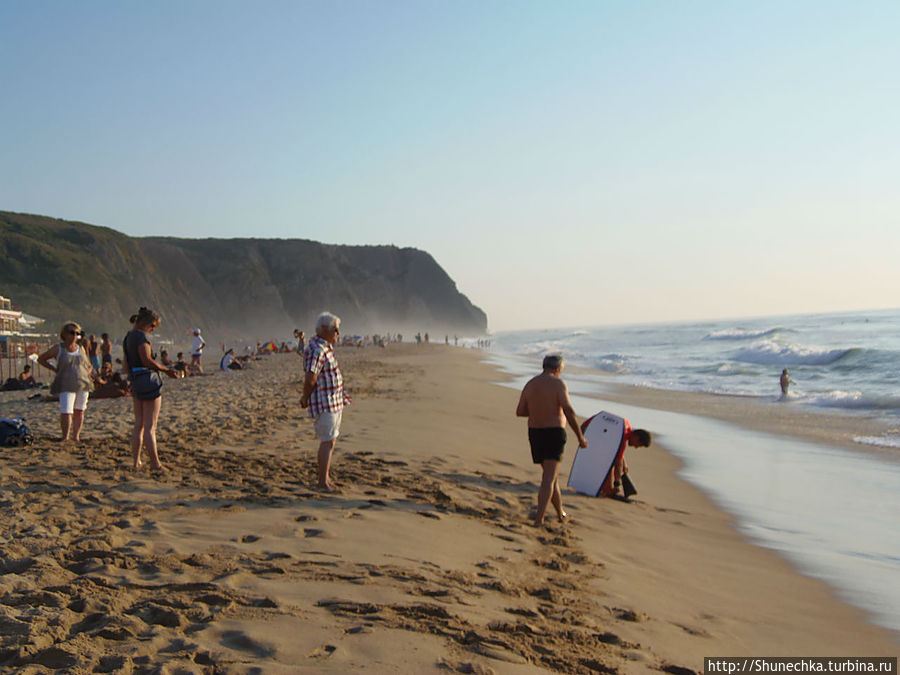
0, 345, 896, 673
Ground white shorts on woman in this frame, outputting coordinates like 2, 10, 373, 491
58, 391, 89, 415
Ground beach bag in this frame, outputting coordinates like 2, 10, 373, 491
130, 370, 163, 400
0, 417, 34, 447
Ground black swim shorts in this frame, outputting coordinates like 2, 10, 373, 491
528, 427, 567, 464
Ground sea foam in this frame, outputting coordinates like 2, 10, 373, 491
704, 327, 781, 341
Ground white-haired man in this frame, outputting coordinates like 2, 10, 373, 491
300, 312, 350, 491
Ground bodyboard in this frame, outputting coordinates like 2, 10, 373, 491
567, 411, 625, 497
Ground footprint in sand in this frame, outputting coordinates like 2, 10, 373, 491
307, 644, 337, 658
303, 528, 325, 538
221, 630, 276, 658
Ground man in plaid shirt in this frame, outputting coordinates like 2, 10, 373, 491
301, 312, 350, 491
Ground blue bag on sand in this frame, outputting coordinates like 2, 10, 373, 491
0, 417, 34, 447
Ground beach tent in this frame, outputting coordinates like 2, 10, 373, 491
259, 341, 280, 352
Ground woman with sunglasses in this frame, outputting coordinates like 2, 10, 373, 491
124, 307, 178, 471
38, 322, 95, 442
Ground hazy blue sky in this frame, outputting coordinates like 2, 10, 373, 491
3, 1, 898, 331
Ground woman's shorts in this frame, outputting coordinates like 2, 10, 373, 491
59, 391, 90, 415
314, 410, 342, 442
528, 427, 567, 464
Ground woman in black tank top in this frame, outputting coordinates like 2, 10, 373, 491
126, 307, 178, 472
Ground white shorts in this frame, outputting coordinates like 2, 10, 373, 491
59, 391, 89, 415
314, 410, 342, 442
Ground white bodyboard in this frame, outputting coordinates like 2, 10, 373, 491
567, 411, 625, 497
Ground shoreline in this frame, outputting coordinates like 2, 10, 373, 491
492, 355, 900, 459
0, 345, 896, 673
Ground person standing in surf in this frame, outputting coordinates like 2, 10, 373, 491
516, 354, 588, 527
780, 368, 795, 399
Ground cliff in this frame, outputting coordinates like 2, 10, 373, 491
0, 211, 487, 343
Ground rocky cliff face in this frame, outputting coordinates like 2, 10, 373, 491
0, 211, 487, 343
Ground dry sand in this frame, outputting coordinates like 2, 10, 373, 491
0, 345, 896, 674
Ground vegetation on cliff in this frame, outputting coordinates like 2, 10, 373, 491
0, 211, 487, 341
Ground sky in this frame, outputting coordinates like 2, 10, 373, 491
2, 1, 898, 332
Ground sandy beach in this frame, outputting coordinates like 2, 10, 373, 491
1, 344, 896, 674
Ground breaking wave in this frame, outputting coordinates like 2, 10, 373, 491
732, 340, 856, 367
704, 327, 781, 341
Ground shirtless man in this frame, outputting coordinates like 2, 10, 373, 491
780, 368, 794, 399
516, 355, 587, 526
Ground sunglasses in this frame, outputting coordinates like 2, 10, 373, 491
66, 329, 84, 337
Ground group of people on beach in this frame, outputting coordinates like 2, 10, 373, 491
26, 306, 649, 526
31, 311, 180, 466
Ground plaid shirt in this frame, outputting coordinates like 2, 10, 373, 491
303, 336, 346, 416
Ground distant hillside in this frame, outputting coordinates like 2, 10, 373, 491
0, 211, 487, 344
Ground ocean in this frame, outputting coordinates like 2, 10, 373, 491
480, 308, 900, 636
488, 307, 900, 448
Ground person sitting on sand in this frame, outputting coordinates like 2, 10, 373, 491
160, 349, 173, 367
780, 368, 794, 399
220, 348, 243, 371
92, 361, 130, 399
173, 352, 188, 375
18, 364, 38, 388
98, 361, 126, 386
581, 414, 651, 498
516, 354, 588, 527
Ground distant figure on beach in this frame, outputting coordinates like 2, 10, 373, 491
294, 329, 306, 356
220, 348, 243, 371
18, 364, 38, 388
301, 312, 351, 491
87, 334, 101, 373
780, 368, 794, 399
516, 354, 588, 527
581, 415, 651, 498
93, 361, 130, 399
173, 352, 188, 376
100, 333, 113, 365
38, 322, 95, 442
124, 307, 179, 471
191, 328, 206, 374
2, 364, 39, 391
